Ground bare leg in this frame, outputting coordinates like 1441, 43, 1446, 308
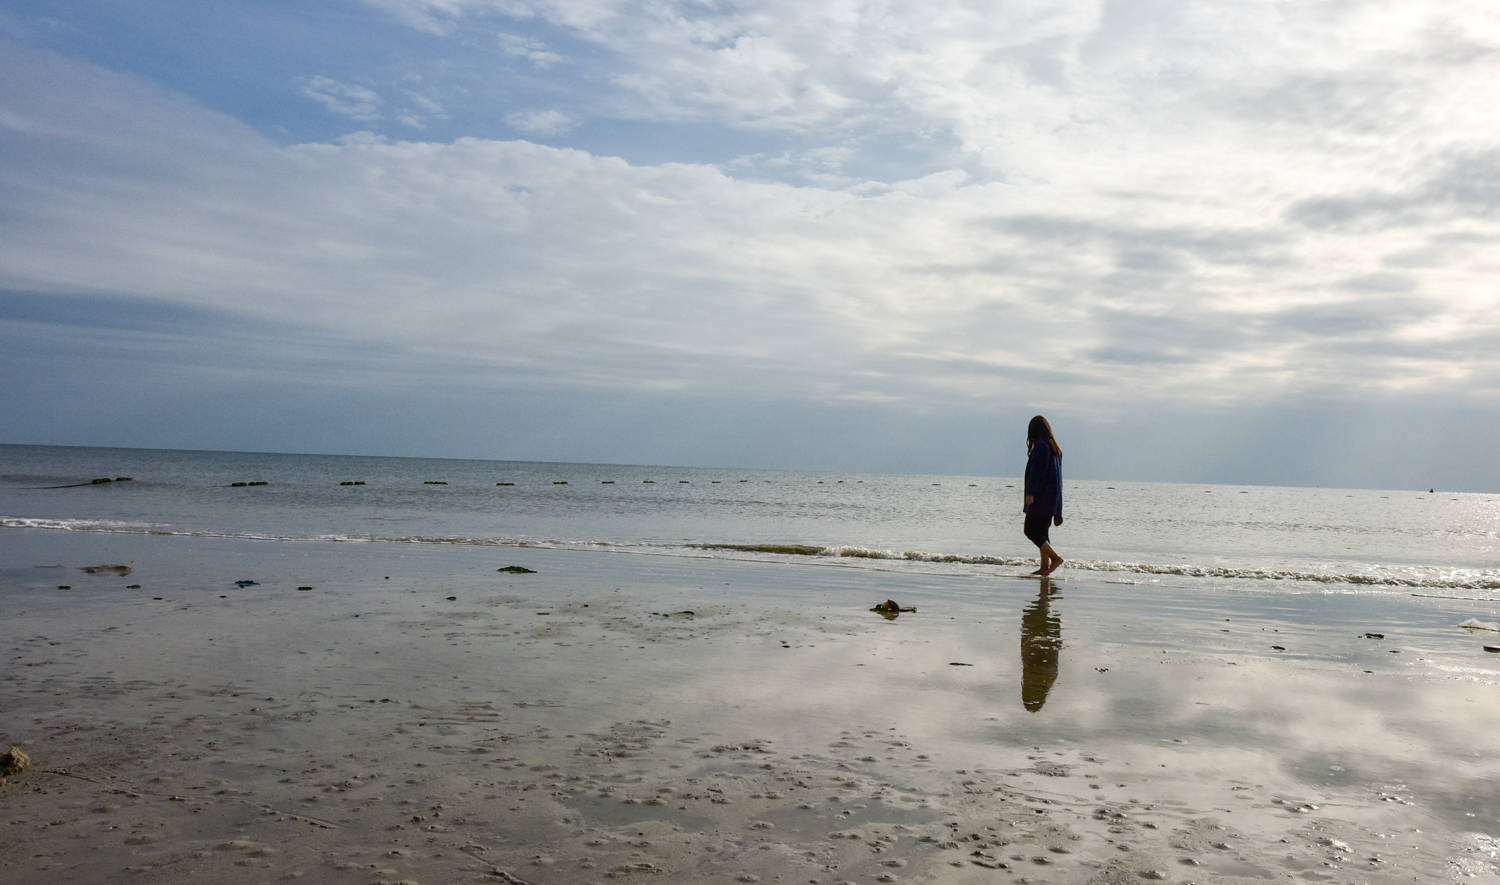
1038, 543, 1064, 576
1029, 545, 1048, 574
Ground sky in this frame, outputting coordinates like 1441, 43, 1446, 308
2, 0, 1499, 491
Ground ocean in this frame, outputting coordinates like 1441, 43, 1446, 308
2, 443, 1496, 596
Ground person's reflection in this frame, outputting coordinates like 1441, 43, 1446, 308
1020, 578, 1062, 712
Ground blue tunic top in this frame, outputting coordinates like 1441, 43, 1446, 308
1024, 443, 1063, 519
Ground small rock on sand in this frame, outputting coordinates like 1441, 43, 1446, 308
82, 564, 133, 576
2, 747, 31, 777
498, 566, 537, 574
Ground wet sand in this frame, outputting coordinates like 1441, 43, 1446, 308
3, 528, 1499, 884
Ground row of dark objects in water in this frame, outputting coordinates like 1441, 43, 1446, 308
44, 476, 136, 487
222, 479, 989, 487
66, 476, 997, 489
78, 477, 1451, 497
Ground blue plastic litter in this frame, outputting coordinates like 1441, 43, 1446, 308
233, 579, 260, 587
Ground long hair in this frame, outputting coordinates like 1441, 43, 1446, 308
1028, 415, 1062, 457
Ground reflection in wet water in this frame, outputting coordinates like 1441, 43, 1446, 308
1020, 579, 1062, 712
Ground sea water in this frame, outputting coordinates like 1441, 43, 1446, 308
2, 444, 1496, 596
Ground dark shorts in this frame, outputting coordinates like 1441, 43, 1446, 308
1023, 512, 1051, 548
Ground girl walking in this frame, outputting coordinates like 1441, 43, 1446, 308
1024, 415, 1064, 576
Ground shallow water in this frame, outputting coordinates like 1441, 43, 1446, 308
2, 443, 1497, 594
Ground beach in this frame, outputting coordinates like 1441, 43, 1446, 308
3, 527, 1499, 884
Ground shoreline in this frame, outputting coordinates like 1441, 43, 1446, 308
3, 528, 1499, 883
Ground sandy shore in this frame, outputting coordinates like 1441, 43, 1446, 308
3, 528, 1499, 884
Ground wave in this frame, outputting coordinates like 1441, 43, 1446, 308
0, 517, 580, 548
687, 543, 1500, 592
6, 517, 1497, 593
3, 517, 174, 534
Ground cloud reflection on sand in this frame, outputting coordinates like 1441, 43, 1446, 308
686, 569, 1500, 842
5, 531, 1497, 882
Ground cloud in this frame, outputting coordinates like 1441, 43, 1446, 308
7, 36, 1500, 420
1338, 272, 1417, 295
405, 90, 446, 116
5, 0, 1500, 486
497, 31, 563, 68
299, 75, 384, 121
1285, 147, 1500, 236
505, 108, 576, 134
358, 0, 536, 35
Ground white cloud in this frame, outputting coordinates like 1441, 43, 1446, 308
404, 89, 449, 119
6, 1, 1500, 482
299, 75, 383, 121
505, 108, 576, 134
358, 0, 536, 34
497, 31, 563, 68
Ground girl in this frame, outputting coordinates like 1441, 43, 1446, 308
1023, 415, 1064, 576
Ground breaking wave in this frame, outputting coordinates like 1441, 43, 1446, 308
6, 517, 1496, 593
689, 543, 1500, 592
